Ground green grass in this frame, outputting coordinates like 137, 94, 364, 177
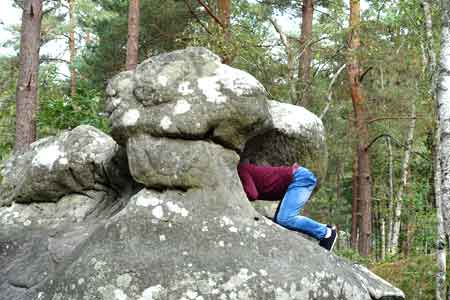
370, 254, 441, 300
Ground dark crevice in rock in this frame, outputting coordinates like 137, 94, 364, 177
68, 166, 86, 191
7, 281, 28, 290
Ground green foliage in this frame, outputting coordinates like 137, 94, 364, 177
371, 255, 439, 300
38, 65, 109, 136
78, 0, 197, 87
0, 56, 18, 161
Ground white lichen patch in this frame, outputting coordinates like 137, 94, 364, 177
32, 143, 65, 169
122, 109, 140, 126
268, 100, 324, 137
114, 289, 128, 300
173, 100, 192, 115
157, 75, 169, 87
166, 201, 189, 217
221, 216, 234, 226
197, 64, 265, 104
185, 290, 198, 299
201, 225, 208, 232
178, 82, 194, 95
159, 235, 166, 241
259, 269, 268, 277
23, 219, 31, 226
112, 97, 122, 108
222, 268, 256, 291
152, 206, 164, 219
218, 241, 225, 247
229, 226, 238, 233
160, 116, 172, 130
139, 284, 165, 300
135, 193, 162, 208
116, 274, 132, 289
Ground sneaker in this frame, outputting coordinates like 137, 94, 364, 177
326, 224, 336, 230
319, 228, 338, 251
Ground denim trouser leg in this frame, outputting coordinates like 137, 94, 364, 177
275, 167, 327, 240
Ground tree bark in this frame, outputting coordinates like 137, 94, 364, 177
69, 0, 77, 97
347, 0, 372, 256
435, 124, 447, 300
351, 148, 360, 249
297, 0, 314, 108
423, 0, 437, 80
126, 0, 140, 70
15, 0, 43, 153
386, 137, 394, 255
390, 99, 416, 255
218, 0, 231, 64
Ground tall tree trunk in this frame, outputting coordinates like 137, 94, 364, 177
218, 0, 231, 64
347, 0, 372, 256
435, 124, 447, 300
297, 0, 314, 107
390, 99, 416, 255
126, 0, 140, 70
386, 137, 394, 255
423, 0, 437, 82
351, 147, 360, 249
69, 0, 77, 97
427, 0, 446, 298
15, 0, 43, 153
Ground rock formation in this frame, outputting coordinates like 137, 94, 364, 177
0, 47, 404, 300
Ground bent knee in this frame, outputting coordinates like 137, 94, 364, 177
275, 216, 294, 228
293, 167, 317, 188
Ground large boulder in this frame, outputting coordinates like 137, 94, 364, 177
0, 48, 404, 300
0, 125, 132, 207
105, 47, 270, 150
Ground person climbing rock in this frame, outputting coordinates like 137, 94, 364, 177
237, 160, 338, 251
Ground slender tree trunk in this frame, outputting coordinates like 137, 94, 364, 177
390, 99, 416, 255
218, 0, 231, 64
297, 0, 314, 107
347, 0, 372, 256
423, 0, 437, 81
15, 0, 43, 153
69, 0, 77, 97
351, 149, 360, 249
422, 0, 446, 298
386, 137, 394, 254
126, 0, 140, 70
435, 124, 447, 300
380, 213, 386, 260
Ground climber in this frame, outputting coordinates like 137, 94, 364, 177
237, 160, 338, 251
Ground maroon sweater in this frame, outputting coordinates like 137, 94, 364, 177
237, 163, 294, 201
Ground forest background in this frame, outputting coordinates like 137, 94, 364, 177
0, 0, 444, 299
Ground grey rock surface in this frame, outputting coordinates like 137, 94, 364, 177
127, 134, 239, 189
0, 125, 132, 207
0, 48, 404, 300
105, 47, 270, 150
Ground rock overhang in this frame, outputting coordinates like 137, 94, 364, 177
105, 47, 270, 151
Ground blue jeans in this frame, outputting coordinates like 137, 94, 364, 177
275, 167, 327, 240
